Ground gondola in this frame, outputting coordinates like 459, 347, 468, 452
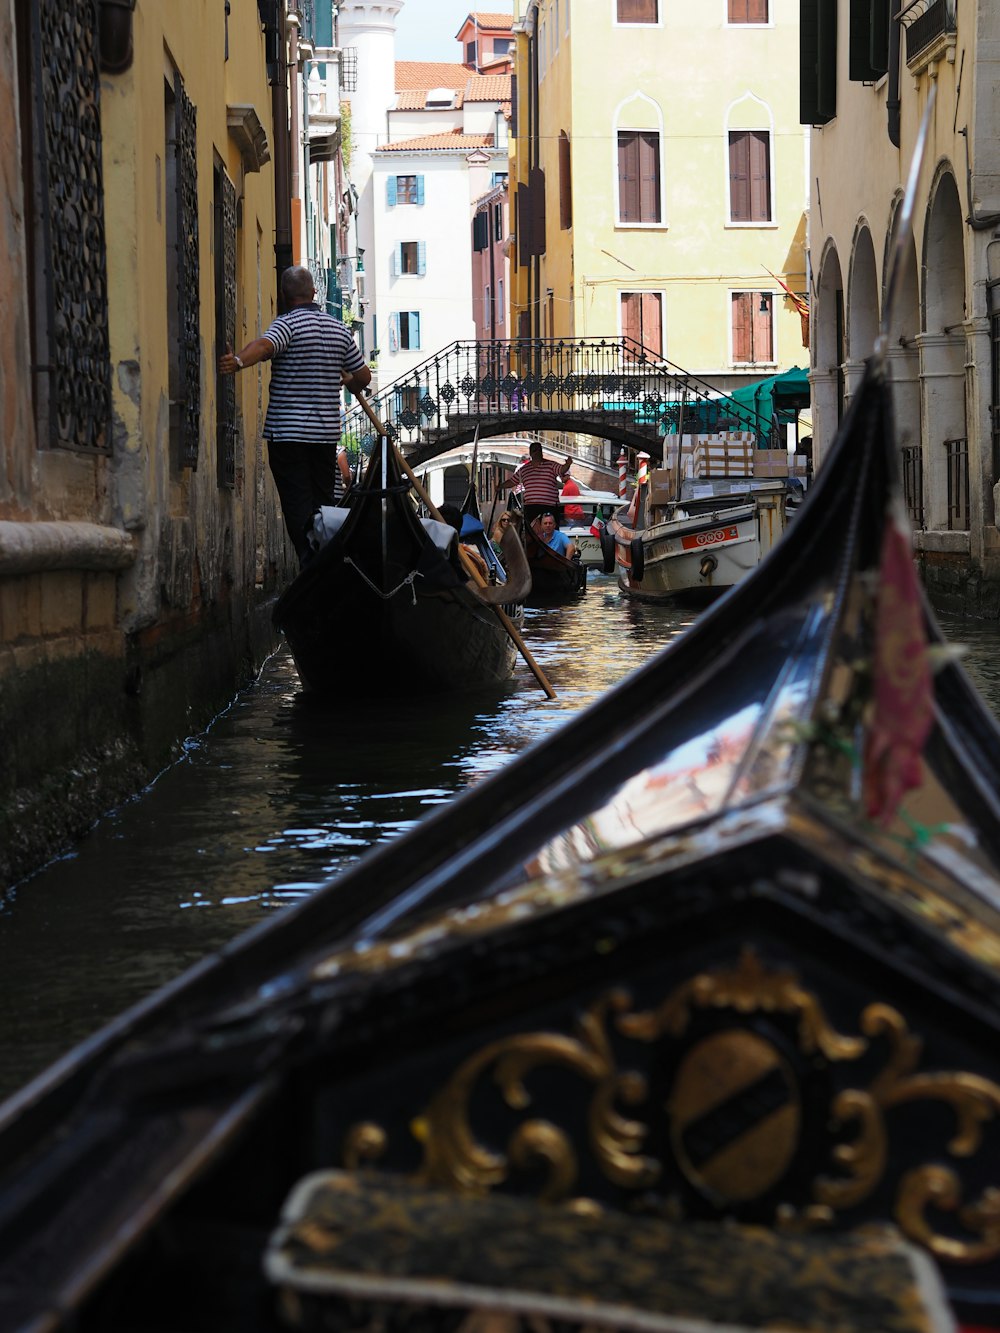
272, 435, 530, 694
3, 358, 1000, 1331
508, 493, 588, 604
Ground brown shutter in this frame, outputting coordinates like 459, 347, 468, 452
621, 292, 642, 352
638, 132, 660, 223
753, 295, 774, 361
641, 293, 663, 357
530, 165, 546, 255
729, 132, 750, 221
732, 292, 752, 361
559, 132, 572, 230
517, 181, 534, 264
748, 131, 771, 221
618, 0, 658, 19
729, 0, 768, 18
618, 132, 639, 222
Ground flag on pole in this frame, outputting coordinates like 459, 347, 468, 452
863, 495, 934, 824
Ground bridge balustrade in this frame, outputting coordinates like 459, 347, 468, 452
344, 339, 764, 462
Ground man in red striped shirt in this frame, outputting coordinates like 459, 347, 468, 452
514, 442, 573, 523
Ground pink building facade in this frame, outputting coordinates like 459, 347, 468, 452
472, 180, 510, 342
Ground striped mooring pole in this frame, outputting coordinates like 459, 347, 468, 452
637, 452, 650, 488
618, 451, 628, 498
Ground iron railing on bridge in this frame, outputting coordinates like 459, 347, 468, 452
344, 339, 781, 456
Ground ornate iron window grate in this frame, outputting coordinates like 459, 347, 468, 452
176, 74, 201, 469
31, 0, 111, 453
341, 47, 358, 92
217, 167, 238, 488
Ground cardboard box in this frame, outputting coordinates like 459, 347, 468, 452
647, 468, 678, 507
754, 449, 790, 478
692, 433, 754, 478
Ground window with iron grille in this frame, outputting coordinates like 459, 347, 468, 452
18, 0, 111, 453
728, 130, 771, 222
173, 73, 201, 469
214, 161, 238, 488
617, 130, 661, 224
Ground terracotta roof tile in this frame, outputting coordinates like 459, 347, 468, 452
378, 130, 497, 153
467, 11, 515, 31
395, 61, 469, 91
464, 74, 511, 101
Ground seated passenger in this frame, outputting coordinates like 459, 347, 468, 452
536, 511, 576, 560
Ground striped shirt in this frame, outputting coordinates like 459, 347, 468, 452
263, 305, 365, 443
513, 457, 568, 506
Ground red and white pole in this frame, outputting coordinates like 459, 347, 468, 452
637, 452, 650, 489
618, 451, 628, 498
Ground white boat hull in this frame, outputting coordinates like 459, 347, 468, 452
612, 503, 764, 603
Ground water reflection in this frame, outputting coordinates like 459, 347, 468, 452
3, 591, 998, 1102
0, 574, 693, 1098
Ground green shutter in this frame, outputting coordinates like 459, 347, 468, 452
849, 0, 887, 80
800, 0, 837, 125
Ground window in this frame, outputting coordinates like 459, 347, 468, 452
473, 211, 489, 252
620, 291, 663, 358
492, 38, 512, 56
731, 291, 774, 363
728, 130, 771, 222
729, 0, 768, 20
800, 0, 838, 124
389, 311, 420, 351
485, 285, 492, 332
558, 131, 572, 230
617, 130, 661, 224
387, 174, 425, 206
466, 39, 477, 65
616, 0, 658, 21
498, 279, 505, 325
848, 0, 889, 80
491, 170, 508, 187
393, 241, 426, 275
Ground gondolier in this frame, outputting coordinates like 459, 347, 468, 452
514, 442, 573, 523
218, 265, 371, 564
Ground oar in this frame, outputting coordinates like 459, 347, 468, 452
353, 394, 556, 700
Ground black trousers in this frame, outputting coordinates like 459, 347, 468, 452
267, 441, 342, 562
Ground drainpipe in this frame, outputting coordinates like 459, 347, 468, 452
959, 128, 1000, 231
97, 0, 136, 73
887, 1, 901, 147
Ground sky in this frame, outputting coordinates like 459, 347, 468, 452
393, 0, 514, 62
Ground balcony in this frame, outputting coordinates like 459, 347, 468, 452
900, 0, 956, 74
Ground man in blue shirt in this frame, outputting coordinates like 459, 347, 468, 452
537, 512, 576, 560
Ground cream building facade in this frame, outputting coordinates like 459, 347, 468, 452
511, 0, 809, 393
806, 0, 1000, 614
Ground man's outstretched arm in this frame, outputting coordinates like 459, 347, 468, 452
218, 338, 275, 376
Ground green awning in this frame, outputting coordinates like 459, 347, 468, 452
726, 367, 810, 442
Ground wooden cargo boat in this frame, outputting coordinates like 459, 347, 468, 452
607, 474, 794, 604
273, 435, 529, 694
1, 362, 999, 1330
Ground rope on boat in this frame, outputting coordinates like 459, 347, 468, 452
344, 557, 424, 605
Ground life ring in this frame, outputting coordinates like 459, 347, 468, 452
630, 536, 645, 582
600, 528, 617, 574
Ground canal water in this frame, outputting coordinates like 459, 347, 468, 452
1, 581, 998, 1104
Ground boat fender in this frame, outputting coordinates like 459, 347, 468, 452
630, 537, 645, 582
699, 554, 718, 579
600, 527, 617, 574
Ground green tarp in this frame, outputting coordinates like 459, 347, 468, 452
725, 367, 810, 444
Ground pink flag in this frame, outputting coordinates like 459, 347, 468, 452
863, 501, 933, 823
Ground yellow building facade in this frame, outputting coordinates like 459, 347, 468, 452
0, 0, 291, 885
511, 0, 808, 392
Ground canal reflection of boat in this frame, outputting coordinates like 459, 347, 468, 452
273, 435, 529, 695
3, 361, 999, 1330
608, 474, 795, 604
